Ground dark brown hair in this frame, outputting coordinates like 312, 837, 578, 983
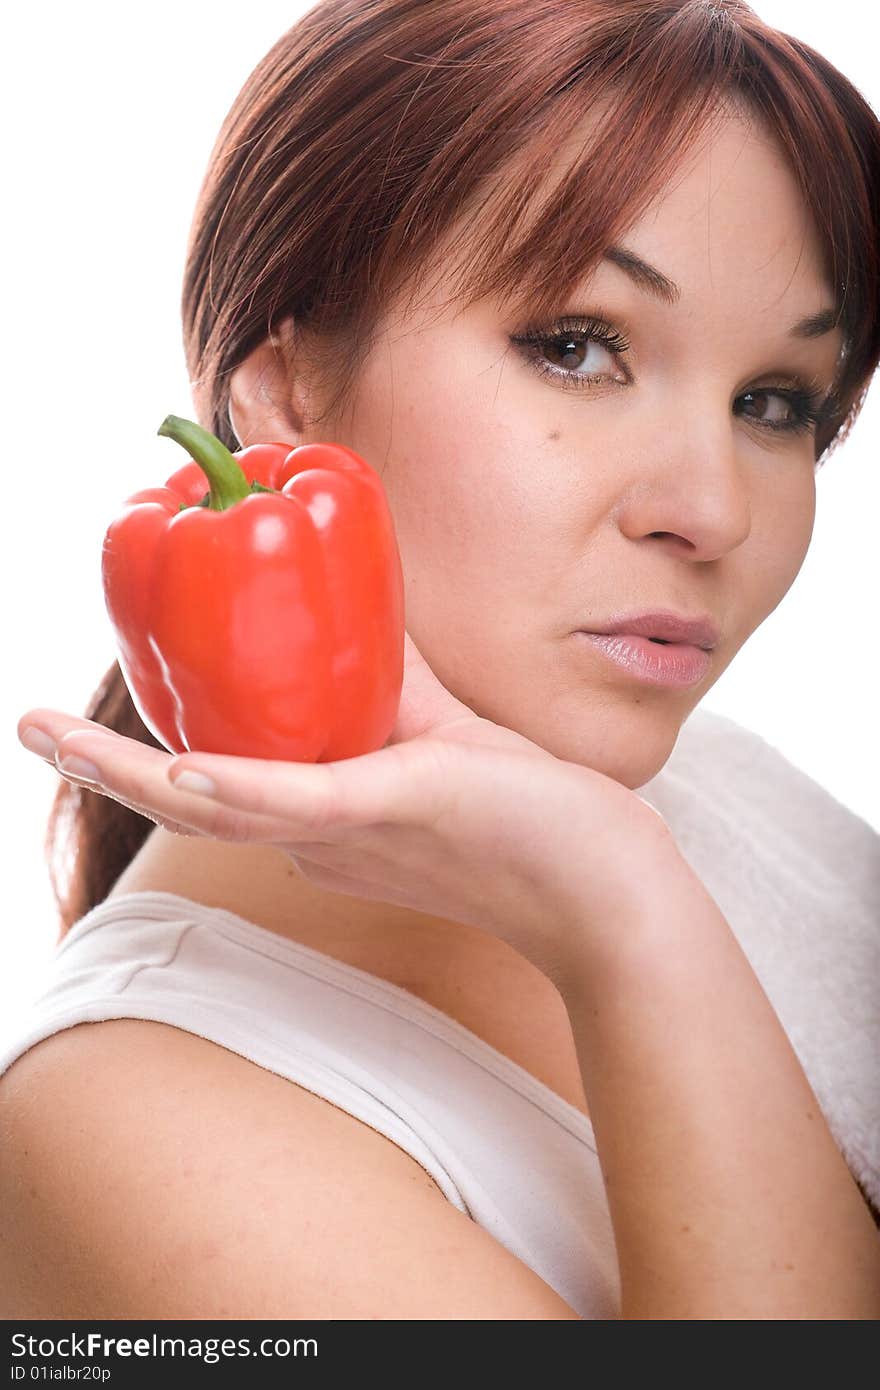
47, 0, 880, 941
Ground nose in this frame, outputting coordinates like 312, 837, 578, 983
616, 413, 754, 562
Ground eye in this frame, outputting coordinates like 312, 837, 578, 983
735, 386, 827, 436
510, 315, 630, 391
510, 315, 832, 436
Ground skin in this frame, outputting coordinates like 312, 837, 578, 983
238, 104, 842, 790
20, 105, 845, 1103
15, 102, 880, 1325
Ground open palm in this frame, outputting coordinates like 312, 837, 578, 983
18, 631, 669, 979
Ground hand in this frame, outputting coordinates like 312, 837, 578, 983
18, 633, 672, 985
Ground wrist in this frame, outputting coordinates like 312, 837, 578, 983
551, 819, 701, 1000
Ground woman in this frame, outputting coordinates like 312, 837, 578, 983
3, 0, 879, 1318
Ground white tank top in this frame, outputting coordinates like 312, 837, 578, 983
4, 708, 878, 1310
0, 889, 621, 1319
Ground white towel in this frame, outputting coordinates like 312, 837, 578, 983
637, 708, 880, 1214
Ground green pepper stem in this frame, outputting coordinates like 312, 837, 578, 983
158, 415, 251, 511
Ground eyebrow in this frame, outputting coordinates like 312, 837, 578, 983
602, 244, 840, 338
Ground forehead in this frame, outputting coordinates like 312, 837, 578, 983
612, 114, 832, 308
391, 98, 834, 333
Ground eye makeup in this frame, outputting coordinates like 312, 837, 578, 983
509, 312, 835, 435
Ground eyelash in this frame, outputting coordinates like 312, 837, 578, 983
509, 315, 830, 436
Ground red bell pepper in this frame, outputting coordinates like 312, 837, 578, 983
102, 415, 405, 761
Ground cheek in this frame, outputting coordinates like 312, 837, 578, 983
384, 408, 550, 574
746, 475, 816, 615
775, 470, 816, 565
384, 429, 576, 671
390, 442, 524, 613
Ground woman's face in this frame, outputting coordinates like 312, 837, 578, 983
231, 109, 844, 789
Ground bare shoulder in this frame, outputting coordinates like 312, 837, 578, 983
0, 1019, 581, 1319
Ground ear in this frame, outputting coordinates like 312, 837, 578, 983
227, 315, 308, 448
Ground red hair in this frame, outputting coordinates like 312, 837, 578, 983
185, 0, 878, 465
48, 0, 879, 940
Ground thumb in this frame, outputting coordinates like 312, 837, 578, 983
384, 630, 478, 744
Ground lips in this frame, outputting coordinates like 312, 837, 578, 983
577, 631, 713, 687
581, 610, 720, 651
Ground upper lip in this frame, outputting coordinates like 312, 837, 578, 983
581, 610, 720, 651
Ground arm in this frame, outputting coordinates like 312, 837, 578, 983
22, 636, 878, 1317
0, 1019, 582, 1319
559, 838, 880, 1319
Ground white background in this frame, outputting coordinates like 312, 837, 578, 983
2, 1, 878, 1028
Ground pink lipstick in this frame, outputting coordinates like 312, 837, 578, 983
574, 611, 718, 687
576, 631, 712, 687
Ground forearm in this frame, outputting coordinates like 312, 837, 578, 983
561, 839, 880, 1320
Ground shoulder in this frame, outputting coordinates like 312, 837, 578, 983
0, 1017, 581, 1319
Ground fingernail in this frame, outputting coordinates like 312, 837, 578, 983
20, 727, 57, 760
170, 770, 217, 796
57, 753, 102, 785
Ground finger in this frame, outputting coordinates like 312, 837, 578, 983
167, 738, 452, 841
47, 725, 302, 845
18, 719, 207, 839
59, 778, 208, 838
18, 708, 123, 747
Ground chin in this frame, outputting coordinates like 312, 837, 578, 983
530, 700, 687, 789
583, 747, 677, 790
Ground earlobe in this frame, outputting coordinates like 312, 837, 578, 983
227, 316, 304, 448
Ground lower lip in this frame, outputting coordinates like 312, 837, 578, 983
576, 632, 712, 687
